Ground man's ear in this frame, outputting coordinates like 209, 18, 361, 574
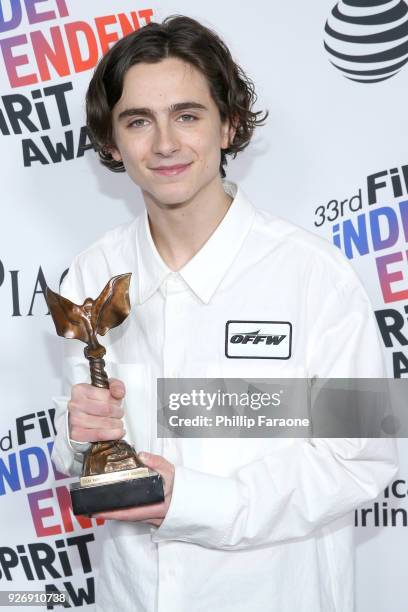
221, 114, 238, 150
104, 143, 122, 162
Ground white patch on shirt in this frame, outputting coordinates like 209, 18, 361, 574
225, 320, 292, 359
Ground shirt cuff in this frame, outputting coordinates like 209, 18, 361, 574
65, 411, 91, 454
151, 466, 241, 549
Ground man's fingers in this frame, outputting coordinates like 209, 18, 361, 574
69, 412, 124, 431
72, 381, 125, 404
69, 399, 124, 419
72, 383, 111, 402
69, 380, 127, 444
93, 501, 165, 521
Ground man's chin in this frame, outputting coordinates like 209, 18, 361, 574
144, 184, 197, 209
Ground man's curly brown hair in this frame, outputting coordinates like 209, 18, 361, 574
86, 15, 268, 178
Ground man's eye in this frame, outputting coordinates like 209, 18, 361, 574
177, 114, 197, 122
129, 118, 148, 128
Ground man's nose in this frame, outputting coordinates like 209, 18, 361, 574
152, 121, 180, 156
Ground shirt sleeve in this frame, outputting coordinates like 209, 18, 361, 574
152, 270, 399, 550
50, 259, 91, 477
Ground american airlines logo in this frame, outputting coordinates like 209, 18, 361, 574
225, 321, 292, 359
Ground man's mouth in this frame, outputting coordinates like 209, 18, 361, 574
150, 162, 192, 176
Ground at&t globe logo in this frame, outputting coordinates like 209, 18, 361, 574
324, 0, 408, 83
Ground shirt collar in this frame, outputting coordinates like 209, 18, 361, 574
135, 181, 255, 305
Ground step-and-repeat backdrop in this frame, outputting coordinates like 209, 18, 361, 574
1, 1, 407, 609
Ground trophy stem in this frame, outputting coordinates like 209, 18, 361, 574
88, 357, 109, 389
82, 351, 145, 478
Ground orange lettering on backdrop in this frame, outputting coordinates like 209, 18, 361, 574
95, 14, 120, 55
65, 21, 99, 72
138, 9, 154, 24
118, 11, 141, 36
31, 26, 70, 82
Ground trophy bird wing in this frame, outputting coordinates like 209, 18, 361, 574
92, 273, 132, 336
45, 287, 91, 343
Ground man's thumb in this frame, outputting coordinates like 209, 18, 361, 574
108, 378, 126, 399
138, 451, 161, 469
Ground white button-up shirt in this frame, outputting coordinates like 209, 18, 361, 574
52, 181, 398, 612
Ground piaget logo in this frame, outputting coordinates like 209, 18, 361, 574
225, 321, 292, 359
324, 0, 408, 83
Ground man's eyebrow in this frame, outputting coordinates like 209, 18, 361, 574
117, 102, 208, 121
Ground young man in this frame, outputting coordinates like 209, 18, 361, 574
52, 15, 398, 612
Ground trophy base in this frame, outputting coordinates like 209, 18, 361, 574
70, 468, 164, 516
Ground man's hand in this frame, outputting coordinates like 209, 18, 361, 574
92, 452, 175, 526
68, 378, 126, 442
68, 380, 175, 525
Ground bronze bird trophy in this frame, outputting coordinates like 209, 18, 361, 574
46, 273, 164, 515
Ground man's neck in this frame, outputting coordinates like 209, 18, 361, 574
143, 177, 233, 271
